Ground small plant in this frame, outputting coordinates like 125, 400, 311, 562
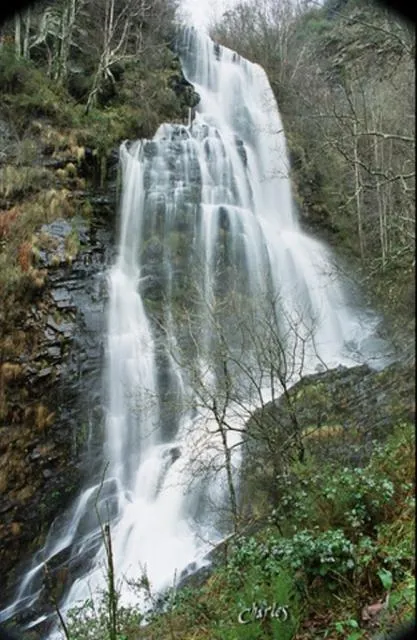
332, 617, 364, 640
65, 228, 80, 262
66, 595, 143, 640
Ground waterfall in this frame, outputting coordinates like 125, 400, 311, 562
0, 27, 388, 636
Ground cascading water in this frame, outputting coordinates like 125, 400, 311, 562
0, 27, 389, 636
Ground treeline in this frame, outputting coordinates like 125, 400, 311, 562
211, 0, 415, 313
0, 0, 179, 113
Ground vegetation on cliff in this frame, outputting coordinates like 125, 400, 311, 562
0, 0, 194, 311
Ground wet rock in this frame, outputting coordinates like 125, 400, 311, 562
46, 316, 61, 332
56, 299, 77, 311
40, 157, 68, 170
47, 347, 61, 360
144, 141, 159, 158
0, 501, 14, 515
143, 236, 164, 263
89, 195, 112, 206
44, 328, 58, 342
235, 136, 247, 166
46, 316, 75, 337
219, 206, 230, 231
41, 220, 73, 239
51, 288, 71, 303
165, 447, 181, 464
1, 213, 112, 596
178, 531, 242, 591
24, 366, 38, 377
36, 218, 89, 268
38, 367, 53, 379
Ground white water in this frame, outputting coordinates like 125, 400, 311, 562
0, 28, 389, 635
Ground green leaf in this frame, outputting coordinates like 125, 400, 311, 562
378, 568, 393, 591
346, 619, 359, 628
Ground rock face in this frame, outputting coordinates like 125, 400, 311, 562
242, 361, 415, 509
0, 209, 114, 596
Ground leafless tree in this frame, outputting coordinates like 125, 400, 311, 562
155, 262, 323, 533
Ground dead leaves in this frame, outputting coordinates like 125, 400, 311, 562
361, 595, 389, 627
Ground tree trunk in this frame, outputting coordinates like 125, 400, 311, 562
23, 8, 31, 59
57, 0, 78, 84
353, 119, 365, 261
218, 421, 239, 532
372, 111, 387, 267
14, 14, 22, 57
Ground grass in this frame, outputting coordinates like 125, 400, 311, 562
0, 165, 54, 201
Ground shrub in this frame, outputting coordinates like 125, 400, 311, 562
270, 422, 414, 541
0, 44, 33, 93
229, 528, 355, 585
66, 595, 143, 640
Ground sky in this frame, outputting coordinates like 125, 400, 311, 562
180, 0, 239, 29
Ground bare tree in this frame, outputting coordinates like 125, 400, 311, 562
85, 0, 178, 111
156, 262, 322, 535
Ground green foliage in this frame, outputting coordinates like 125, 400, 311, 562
270, 422, 414, 541
0, 45, 79, 132
152, 551, 300, 640
230, 528, 355, 585
294, 9, 333, 42
115, 54, 191, 136
80, 105, 143, 158
332, 617, 364, 640
0, 43, 34, 93
66, 595, 143, 640
378, 568, 393, 591
387, 572, 415, 622
0, 165, 53, 201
